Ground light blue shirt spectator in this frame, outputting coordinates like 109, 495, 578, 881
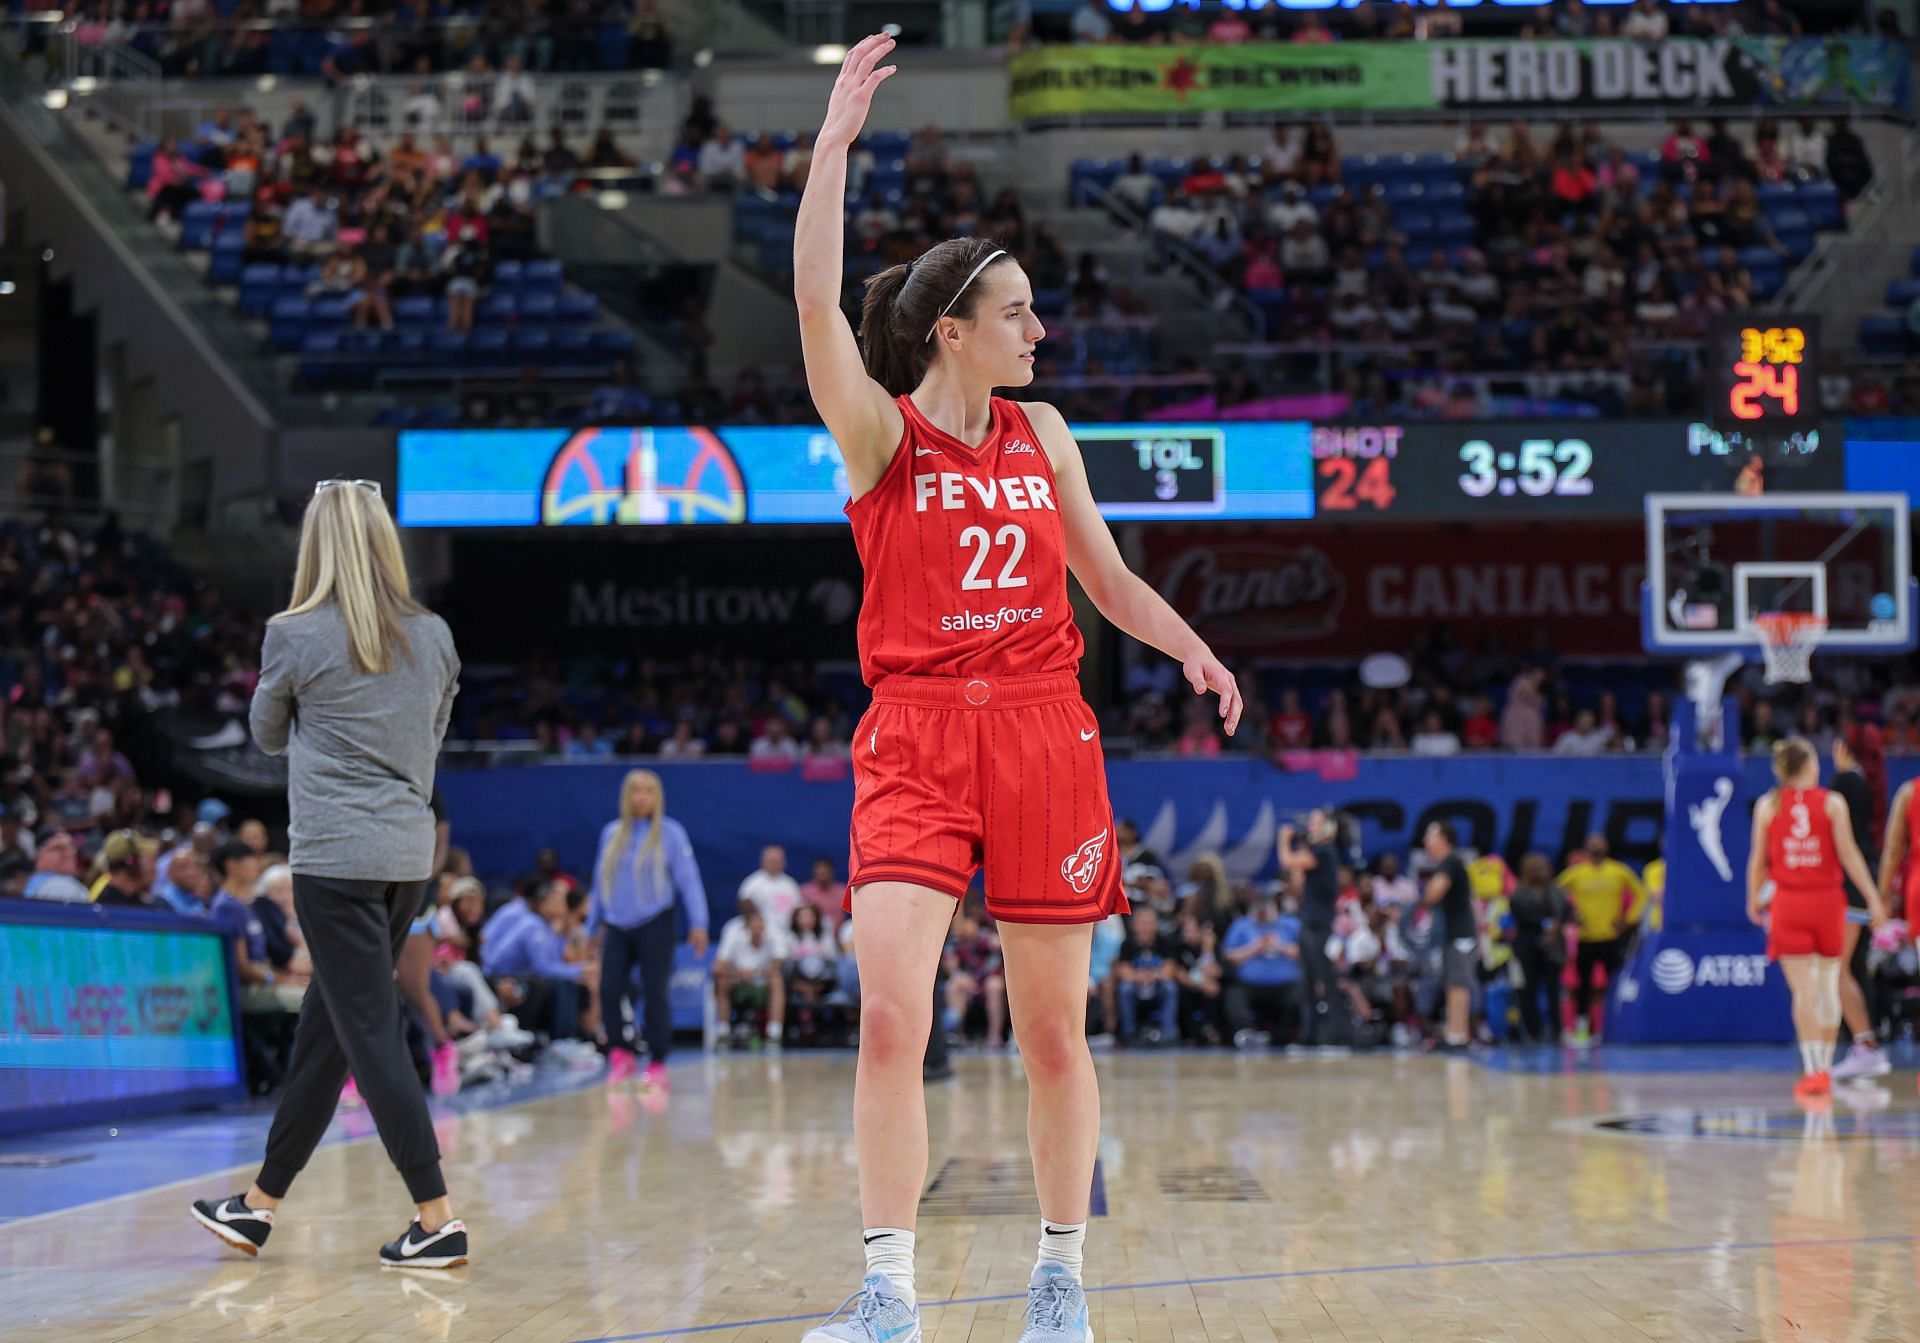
1225, 910, 1302, 987
587, 816, 709, 934
482, 908, 582, 982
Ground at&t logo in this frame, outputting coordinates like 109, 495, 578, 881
1649, 949, 1770, 995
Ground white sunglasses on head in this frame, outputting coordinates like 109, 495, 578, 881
314, 478, 382, 498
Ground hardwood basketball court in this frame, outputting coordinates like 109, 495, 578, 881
3, 1048, 1916, 1342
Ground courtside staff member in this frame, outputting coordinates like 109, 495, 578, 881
190, 478, 469, 1271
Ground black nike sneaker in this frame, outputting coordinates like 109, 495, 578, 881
379, 1218, 470, 1270
190, 1195, 275, 1257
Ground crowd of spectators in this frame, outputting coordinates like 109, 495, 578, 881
53, 0, 675, 80
146, 102, 645, 338
1132, 115, 1868, 419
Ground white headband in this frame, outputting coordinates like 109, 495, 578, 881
924, 249, 1007, 343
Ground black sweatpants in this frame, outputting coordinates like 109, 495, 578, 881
257, 875, 445, 1205
1297, 922, 1336, 1043
600, 910, 679, 1063
1513, 940, 1562, 1042
1573, 936, 1626, 1025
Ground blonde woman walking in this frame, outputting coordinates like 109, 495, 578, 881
588, 768, 710, 1091
190, 478, 467, 1270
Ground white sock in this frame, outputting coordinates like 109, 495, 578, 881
862, 1228, 915, 1307
1855, 1032, 1878, 1049
1799, 1042, 1820, 1075
1813, 1039, 1835, 1073
1037, 1220, 1086, 1280
767, 1019, 783, 1043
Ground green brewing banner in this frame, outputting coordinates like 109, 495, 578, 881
1006, 37, 1911, 120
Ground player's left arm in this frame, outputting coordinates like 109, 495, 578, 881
1024, 400, 1243, 736
1745, 794, 1774, 927
1827, 792, 1888, 926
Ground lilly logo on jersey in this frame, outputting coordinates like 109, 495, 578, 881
1061, 828, 1110, 896
914, 473, 1058, 513
1003, 440, 1038, 456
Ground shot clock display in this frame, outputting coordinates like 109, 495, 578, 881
1308, 422, 1845, 518
1710, 315, 1819, 431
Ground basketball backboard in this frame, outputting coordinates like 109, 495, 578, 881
1642, 492, 1915, 658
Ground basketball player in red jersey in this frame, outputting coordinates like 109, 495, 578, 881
1746, 738, 1885, 1101
793, 35, 1243, 1343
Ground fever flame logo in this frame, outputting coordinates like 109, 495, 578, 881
1061, 827, 1110, 896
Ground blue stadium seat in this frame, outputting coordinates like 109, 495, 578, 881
521, 259, 564, 295
1423, 180, 1467, 203
1888, 279, 1920, 308
179, 200, 219, 251
297, 331, 341, 385
557, 293, 599, 324
239, 264, 280, 317
1747, 261, 1784, 300
590, 328, 636, 359
596, 23, 628, 70
428, 330, 469, 360
1384, 180, 1426, 204
1395, 208, 1436, 236
1735, 246, 1780, 272
311, 297, 352, 327
1799, 183, 1842, 231
384, 328, 428, 357
269, 297, 310, 350
395, 296, 435, 326
209, 234, 245, 284
866, 131, 911, 157
1769, 205, 1812, 235
1757, 181, 1797, 206
479, 293, 518, 324
519, 292, 559, 325
1147, 157, 1190, 186
469, 328, 511, 364
1305, 185, 1342, 210
1031, 288, 1067, 318
1777, 228, 1814, 262
511, 329, 553, 363
1859, 314, 1909, 357
1432, 210, 1476, 248
492, 259, 524, 293
552, 328, 594, 362
127, 142, 157, 191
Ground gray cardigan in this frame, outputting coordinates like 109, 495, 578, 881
249, 604, 460, 881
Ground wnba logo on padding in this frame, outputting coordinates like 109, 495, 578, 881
1650, 949, 1695, 994
1061, 829, 1109, 896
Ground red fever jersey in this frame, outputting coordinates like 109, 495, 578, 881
1765, 785, 1844, 959
845, 395, 1083, 683
840, 394, 1126, 926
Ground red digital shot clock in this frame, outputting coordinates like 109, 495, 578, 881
1710, 315, 1819, 432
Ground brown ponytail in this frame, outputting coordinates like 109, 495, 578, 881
858, 236, 1012, 396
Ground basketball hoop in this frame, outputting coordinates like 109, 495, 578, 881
1753, 612, 1826, 684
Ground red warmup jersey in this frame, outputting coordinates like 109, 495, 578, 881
1768, 786, 1842, 896
1904, 783, 1920, 897
844, 395, 1084, 684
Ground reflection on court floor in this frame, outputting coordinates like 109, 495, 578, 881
4, 1048, 1920, 1343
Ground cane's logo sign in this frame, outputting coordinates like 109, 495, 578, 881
1153, 543, 1346, 647
1061, 828, 1110, 897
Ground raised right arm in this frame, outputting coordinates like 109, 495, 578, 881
795, 34, 904, 495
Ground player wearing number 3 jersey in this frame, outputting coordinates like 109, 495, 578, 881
1747, 738, 1885, 1103
792, 34, 1244, 1343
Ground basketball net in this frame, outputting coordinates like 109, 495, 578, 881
1753, 612, 1826, 685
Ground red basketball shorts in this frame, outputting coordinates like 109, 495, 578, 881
1768, 886, 1845, 959
846, 672, 1129, 926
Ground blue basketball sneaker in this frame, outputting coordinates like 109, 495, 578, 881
1019, 1263, 1092, 1343
801, 1273, 921, 1343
